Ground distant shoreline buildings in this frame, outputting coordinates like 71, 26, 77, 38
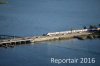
46, 28, 100, 36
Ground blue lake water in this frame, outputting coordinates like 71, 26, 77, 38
0, 0, 100, 66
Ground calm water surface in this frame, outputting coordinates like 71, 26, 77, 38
0, 0, 100, 66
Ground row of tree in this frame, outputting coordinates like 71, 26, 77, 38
83, 24, 100, 29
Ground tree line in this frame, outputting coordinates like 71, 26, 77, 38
83, 24, 100, 29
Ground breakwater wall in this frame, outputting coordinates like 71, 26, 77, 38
0, 28, 100, 48
0, 32, 91, 48
32, 32, 92, 43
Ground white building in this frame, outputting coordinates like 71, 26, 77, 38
47, 29, 88, 36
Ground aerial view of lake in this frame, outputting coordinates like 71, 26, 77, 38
0, 0, 100, 66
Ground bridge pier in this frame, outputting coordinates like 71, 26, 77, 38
21, 41, 26, 44
16, 41, 21, 45
26, 40, 31, 44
